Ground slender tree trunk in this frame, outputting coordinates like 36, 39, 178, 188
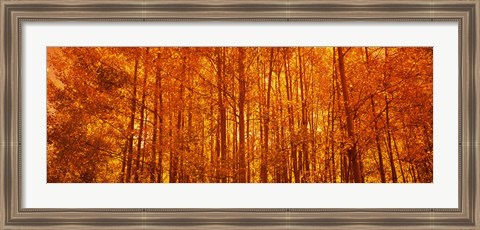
365, 48, 386, 183
334, 60, 344, 182
171, 108, 182, 183
410, 164, 417, 182
215, 111, 220, 183
276, 55, 287, 183
382, 48, 398, 183
297, 47, 310, 182
232, 104, 237, 183
238, 48, 247, 183
216, 48, 227, 183
120, 142, 128, 182
180, 52, 191, 183
157, 52, 165, 182
392, 133, 406, 182
140, 109, 148, 174
168, 115, 175, 182
125, 56, 139, 183
337, 47, 362, 183
156, 52, 164, 183
371, 96, 387, 183
261, 48, 274, 183
134, 48, 149, 183
415, 165, 421, 182
342, 154, 349, 182
246, 103, 251, 183
331, 48, 337, 182
384, 95, 397, 183
284, 50, 299, 183
150, 53, 159, 182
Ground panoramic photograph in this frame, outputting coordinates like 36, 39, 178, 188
47, 47, 433, 183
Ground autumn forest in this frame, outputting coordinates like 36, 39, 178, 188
47, 47, 433, 183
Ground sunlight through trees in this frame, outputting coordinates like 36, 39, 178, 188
47, 47, 433, 183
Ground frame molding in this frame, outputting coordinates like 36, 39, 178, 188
1, 0, 479, 229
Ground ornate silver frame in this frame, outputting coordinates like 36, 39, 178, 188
1, 0, 479, 229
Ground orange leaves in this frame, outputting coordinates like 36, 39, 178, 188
47, 47, 433, 183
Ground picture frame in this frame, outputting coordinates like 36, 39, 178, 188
1, 0, 478, 229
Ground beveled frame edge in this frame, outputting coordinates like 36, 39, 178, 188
1, 0, 478, 229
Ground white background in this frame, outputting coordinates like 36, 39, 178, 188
22, 22, 458, 209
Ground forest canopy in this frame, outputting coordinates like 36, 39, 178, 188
47, 47, 433, 183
